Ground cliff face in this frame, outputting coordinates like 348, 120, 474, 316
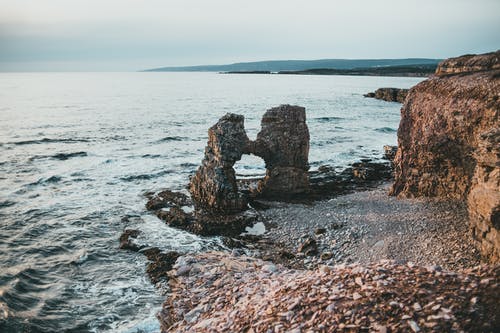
390, 51, 500, 261
435, 50, 500, 76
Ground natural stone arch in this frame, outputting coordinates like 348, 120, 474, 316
189, 105, 310, 214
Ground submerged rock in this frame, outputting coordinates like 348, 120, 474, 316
119, 229, 144, 252
390, 50, 500, 262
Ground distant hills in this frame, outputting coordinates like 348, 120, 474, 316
144, 58, 441, 73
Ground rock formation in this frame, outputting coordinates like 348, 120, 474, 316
364, 88, 409, 103
189, 105, 310, 213
252, 105, 310, 197
189, 113, 251, 214
435, 50, 500, 76
390, 51, 500, 262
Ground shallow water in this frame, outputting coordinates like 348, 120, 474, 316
0, 72, 423, 332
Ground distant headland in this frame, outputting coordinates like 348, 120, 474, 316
143, 58, 441, 77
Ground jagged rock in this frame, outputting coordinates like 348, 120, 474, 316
119, 229, 143, 251
383, 145, 398, 162
251, 105, 310, 197
435, 50, 500, 76
364, 88, 409, 103
189, 113, 251, 214
390, 51, 500, 262
189, 105, 310, 212
142, 248, 180, 284
146, 190, 191, 211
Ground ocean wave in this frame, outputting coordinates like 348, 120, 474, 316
141, 154, 162, 158
314, 116, 344, 122
29, 151, 87, 161
0, 200, 16, 209
28, 176, 63, 186
375, 127, 397, 133
119, 170, 172, 182
156, 136, 188, 143
8, 138, 90, 146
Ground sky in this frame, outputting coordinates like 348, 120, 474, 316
0, 0, 499, 71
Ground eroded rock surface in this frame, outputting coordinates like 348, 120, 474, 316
189, 113, 251, 214
390, 51, 500, 262
190, 105, 310, 212
252, 105, 310, 197
435, 50, 500, 76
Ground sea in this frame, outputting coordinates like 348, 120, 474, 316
0, 72, 423, 332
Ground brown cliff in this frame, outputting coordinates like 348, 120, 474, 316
435, 50, 500, 76
390, 51, 500, 262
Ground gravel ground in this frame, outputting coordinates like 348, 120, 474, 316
253, 183, 481, 271
159, 252, 499, 333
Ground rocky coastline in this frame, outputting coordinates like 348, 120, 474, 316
119, 51, 500, 332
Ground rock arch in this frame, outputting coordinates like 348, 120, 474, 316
189, 105, 310, 213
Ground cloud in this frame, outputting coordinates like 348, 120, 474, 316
0, 0, 499, 71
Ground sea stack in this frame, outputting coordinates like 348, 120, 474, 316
252, 105, 310, 197
390, 50, 500, 262
189, 105, 310, 213
189, 113, 251, 214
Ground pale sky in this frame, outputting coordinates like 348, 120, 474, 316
0, 0, 499, 71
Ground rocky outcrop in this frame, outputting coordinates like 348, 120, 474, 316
189, 113, 251, 214
189, 105, 310, 213
390, 51, 500, 262
364, 88, 409, 103
435, 50, 500, 76
252, 105, 310, 197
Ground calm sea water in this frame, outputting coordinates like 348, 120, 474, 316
0, 72, 423, 332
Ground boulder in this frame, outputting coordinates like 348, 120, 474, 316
390, 51, 500, 262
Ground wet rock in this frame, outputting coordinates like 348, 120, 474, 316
364, 88, 409, 103
297, 236, 318, 256
145, 190, 191, 211
189, 113, 251, 214
156, 206, 195, 229
383, 145, 398, 162
119, 229, 144, 252
390, 51, 500, 262
349, 160, 393, 181
142, 247, 181, 284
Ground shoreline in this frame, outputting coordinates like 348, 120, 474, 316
143, 181, 497, 331
250, 182, 481, 271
